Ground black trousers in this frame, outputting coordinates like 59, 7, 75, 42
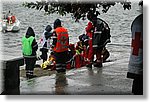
54, 51, 69, 72
40, 48, 48, 62
132, 77, 143, 95
54, 51, 69, 64
24, 57, 36, 76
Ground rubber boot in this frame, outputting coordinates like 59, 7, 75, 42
26, 70, 37, 79
56, 64, 66, 73
93, 62, 103, 68
86, 61, 92, 68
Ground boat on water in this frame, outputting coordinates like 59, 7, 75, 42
0, 11, 20, 33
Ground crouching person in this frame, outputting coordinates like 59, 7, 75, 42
75, 34, 90, 68
52, 19, 69, 73
22, 27, 38, 79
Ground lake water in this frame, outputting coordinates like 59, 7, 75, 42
1, 1, 141, 61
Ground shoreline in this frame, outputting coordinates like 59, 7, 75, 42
20, 67, 56, 78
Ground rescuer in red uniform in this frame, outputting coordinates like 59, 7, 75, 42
86, 12, 111, 68
85, 18, 95, 68
52, 19, 69, 73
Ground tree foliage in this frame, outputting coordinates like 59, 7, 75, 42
22, 0, 132, 21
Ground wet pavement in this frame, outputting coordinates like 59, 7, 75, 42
20, 57, 133, 95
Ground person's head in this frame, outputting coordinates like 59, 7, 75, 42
87, 11, 97, 21
79, 34, 89, 41
54, 19, 61, 29
26, 27, 35, 37
139, 0, 143, 6
138, 0, 143, 13
78, 34, 84, 41
50, 51, 54, 55
78, 34, 89, 46
45, 25, 52, 32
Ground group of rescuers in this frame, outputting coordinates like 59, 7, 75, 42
22, 11, 111, 79
21, 10, 143, 95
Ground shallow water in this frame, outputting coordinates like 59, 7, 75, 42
20, 63, 133, 95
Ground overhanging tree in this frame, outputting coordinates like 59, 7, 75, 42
22, 0, 142, 21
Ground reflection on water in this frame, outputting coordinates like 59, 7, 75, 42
55, 73, 68, 95
20, 73, 69, 95
19, 65, 133, 95
87, 67, 103, 76
87, 68, 104, 87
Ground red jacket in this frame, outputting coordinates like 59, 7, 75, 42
85, 21, 94, 61
86, 22, 94, 44
86, 22, 94, 38
53, 27, 69, 52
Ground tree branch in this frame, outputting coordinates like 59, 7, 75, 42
22, 0, 132, 21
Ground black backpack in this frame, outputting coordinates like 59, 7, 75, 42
93, 18, 111, 48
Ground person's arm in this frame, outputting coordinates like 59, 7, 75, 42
32, 39, 38, 51
51, 32, 57, 48
86, 22, 94, 32
45, 32, 53, 40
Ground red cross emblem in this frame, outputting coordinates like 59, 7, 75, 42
60, 36, 67, 45
131, 32, 143, 56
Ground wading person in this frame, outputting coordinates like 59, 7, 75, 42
86, 12, 111, 68
22, 27, 38, 79
52, 19, 69, 73
40, 25, 53, 62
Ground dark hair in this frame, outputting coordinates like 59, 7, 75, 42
79, 34, 89, 42
87, 11, 98, 21
45, 25, 52, 32
78, 34, 84, 41
54, 19, 61, 29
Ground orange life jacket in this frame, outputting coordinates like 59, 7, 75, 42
53, 27, 69, 52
